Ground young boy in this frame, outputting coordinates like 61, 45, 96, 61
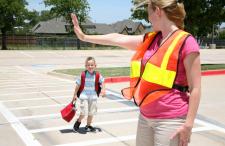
72, 56, 105, 132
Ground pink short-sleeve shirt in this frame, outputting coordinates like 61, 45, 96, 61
141, 32, 200, 119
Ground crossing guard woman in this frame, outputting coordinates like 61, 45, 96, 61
70, 0, 201, 145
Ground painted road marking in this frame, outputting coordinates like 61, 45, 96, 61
18, 107, 139, 120
16, 66, 37, 75
0, 84, 71, 90
0, 80, 67, 85
53, 121, 224, 146
9, 99, 129, 110
1, 95, 69, 102
19, 51, 34, 58
195, 119, 225, 133
0, 102, 42, 146
55, 135, 136, 146
0, 82, 70, 88
30, 118, 138, 133
53, 121, 225, 146
0, 89, 70, 96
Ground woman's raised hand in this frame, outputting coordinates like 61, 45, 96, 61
71, 13, 85, 41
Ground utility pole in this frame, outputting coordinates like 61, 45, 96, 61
212, 24, 214, 44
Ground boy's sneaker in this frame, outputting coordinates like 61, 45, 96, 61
73, 121, 81, 132
85, 125, 96, 132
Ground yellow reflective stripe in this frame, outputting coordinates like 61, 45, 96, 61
148, 32, 156, 37
142, 63, 176, 88
161, 31, 188, 69
130, 61, 141, 78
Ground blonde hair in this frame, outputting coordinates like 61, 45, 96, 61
85, 56, 96, 65
150, 0, 186, 29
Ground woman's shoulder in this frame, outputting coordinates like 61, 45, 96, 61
182, 34, 200, 58
143, 31, 160, 42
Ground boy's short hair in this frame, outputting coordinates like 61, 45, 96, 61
85, 56, 96, 65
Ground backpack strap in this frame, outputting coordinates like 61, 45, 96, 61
77, 71, 86, 97
95, 71, 101, 96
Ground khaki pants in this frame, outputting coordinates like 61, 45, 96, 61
136, 114, 186, 146
77, 99, 97, 116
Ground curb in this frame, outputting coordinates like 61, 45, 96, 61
201, 70, 225, 76
105, 69, 225, 83
104, 76, 129, 83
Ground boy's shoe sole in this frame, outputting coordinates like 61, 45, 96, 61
73, 127, 87, 134
85, 125, 96, 132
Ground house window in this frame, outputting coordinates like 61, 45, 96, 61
127, 27, 132, 31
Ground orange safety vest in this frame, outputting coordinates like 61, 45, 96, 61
121, 30, 190, 107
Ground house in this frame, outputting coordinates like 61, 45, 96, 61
32, 17, 149, 35
111, 19, 146, 35
32, 17, 69, 35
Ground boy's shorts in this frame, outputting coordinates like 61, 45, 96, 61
77, 99, 97, 116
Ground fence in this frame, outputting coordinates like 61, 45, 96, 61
0, 34, 98, 50
1, 34, 225, 49
201, 38, 225, 49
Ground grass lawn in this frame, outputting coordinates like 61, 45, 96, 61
54, 64, 225, 77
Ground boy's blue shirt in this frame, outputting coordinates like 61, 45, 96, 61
75, 71, 104, 99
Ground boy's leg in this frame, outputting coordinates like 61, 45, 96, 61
73, 115, 85, 132
85, 99, 97, 132
73, 99, 88, 132
87, 115, 93, 126
77, 115, 85, 122
87, 99, 97, 122
85, 115, 96, 132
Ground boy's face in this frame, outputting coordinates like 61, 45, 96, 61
85, 60, 96, 74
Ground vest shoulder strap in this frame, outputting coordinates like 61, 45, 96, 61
143, 33, 149, 42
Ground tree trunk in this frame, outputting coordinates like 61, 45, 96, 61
76, 39, 80, 50
1, 29, 7, 50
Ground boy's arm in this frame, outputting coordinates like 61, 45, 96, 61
100, 82, 106, 97
72, 83, 80, 102
99, 74, 106, 97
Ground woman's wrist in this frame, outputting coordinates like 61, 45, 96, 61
184, 122, 193, 130
82, 34, 88, 42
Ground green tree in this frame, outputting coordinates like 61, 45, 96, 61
131, 0, 148, 22
44, 0, 90, 49
23, 10, 55, 33
17, 10, 40, 34
39, 10, 55, 21
0, 0, 28, 50
26, 10, 40, 27
219, 30, 225, 39
131, 0, 225, 39
13, 10, 50, 35
184, 0, 225, 38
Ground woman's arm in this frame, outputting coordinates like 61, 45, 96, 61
71, 13, 144, 50
171, 52, 201, 146
184, 52, 201, 129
